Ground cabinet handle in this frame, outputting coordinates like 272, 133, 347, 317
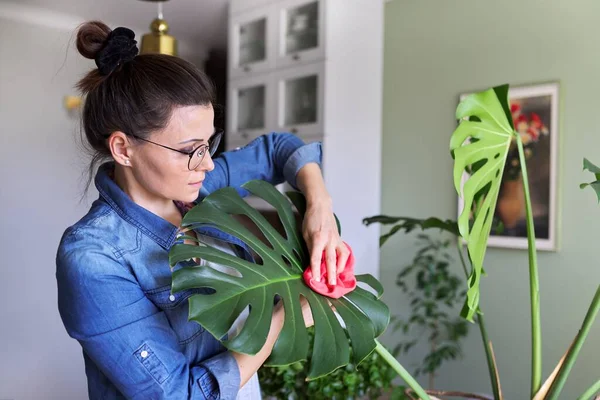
243, 65, 251, 72
290, 127, 298, 134
292, 53, 300, 61
241, 132, 249, 139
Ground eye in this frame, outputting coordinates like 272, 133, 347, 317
196, 147, 208, 156
181, 146, 195, 153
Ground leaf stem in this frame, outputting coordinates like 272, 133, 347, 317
547, 286, 600, 400
374, 339, 431, 400
516, 134, 542, 397
577, 378, 600, 400
456, 240, 502, 400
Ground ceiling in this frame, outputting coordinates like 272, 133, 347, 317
11, 0, 229, 51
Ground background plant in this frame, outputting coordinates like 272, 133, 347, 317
391, 234, 469, 390
363, 216, 501, 399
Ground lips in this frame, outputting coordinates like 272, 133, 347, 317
189, 180, 204, 186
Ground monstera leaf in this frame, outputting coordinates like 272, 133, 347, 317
450, 84, 516, 321
168, 180, 390, 380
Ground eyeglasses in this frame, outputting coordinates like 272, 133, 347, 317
130, 129, 223, 171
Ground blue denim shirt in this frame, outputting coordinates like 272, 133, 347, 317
56, 133, 322, 400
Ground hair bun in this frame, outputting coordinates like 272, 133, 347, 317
76, 21, 111, 60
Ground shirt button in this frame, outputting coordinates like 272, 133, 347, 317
169, 295, 176, 302
140, 350, 148, 358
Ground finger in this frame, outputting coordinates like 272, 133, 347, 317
326, 244, 337, 286
336, 244, 350, 274
310, 235, 326, 282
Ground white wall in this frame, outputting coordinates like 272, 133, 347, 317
0, 16, 96, 400
0, 7, 208, 399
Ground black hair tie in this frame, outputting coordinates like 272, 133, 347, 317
95, 27, 139, 76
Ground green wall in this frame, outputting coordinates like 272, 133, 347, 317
380, 0, 600, 398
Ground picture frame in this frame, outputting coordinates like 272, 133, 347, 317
457, 82, 560, 251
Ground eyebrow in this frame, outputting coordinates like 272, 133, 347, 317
178, 138, 205, 145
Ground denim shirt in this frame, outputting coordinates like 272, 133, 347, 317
56, 133, 322, 400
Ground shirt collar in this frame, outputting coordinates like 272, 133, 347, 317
94, 162, 179, 249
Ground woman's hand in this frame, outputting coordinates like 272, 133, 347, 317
295, 162, 350, 286
302, 201, 350, 286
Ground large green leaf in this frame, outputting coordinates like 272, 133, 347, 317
169, 180, 390, 380
450, 84, 516, 321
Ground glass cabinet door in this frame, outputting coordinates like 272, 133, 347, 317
276, 62, 324, 137
239, 19, 266, 66
229, 5, 276, 78
277, 0, 325, 68
228, 75, 276, 143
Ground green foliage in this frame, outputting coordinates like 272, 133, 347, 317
391, 234, 469, 387
169, 180, 390, 380
362, 216, 459, 246
580, 158, 600, 202
258, 327, 397, 400
450, 84, 516, 321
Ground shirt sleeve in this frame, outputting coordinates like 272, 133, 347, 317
56, 233, 240, 400
199, 132, 323, 199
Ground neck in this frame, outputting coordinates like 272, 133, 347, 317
113, 165, 182, 227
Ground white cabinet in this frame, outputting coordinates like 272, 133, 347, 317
276, 0, 325, 68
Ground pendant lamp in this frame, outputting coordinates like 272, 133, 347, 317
139, 0, 177, 56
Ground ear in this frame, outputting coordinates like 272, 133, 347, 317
108, 131, 134, 167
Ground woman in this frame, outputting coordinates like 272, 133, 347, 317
56, 21, 349, 399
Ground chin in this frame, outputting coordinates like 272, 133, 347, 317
180, 191, 199, 204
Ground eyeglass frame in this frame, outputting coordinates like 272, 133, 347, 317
129, 129, 224, 171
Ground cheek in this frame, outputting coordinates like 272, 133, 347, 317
134, 154, 193, 200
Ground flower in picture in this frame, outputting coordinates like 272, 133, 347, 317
511, 101, 549, 147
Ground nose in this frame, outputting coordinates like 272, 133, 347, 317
195, 152, 215, 172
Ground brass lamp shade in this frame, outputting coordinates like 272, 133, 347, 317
141, 17, 177, 56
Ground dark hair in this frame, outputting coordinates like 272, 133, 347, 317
75, 20, 216, 190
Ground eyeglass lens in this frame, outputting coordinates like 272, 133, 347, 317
188, 131, 223, 170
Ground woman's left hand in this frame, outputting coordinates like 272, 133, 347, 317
302, 201, 350, 286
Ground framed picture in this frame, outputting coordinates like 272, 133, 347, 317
457, 82, 560, 251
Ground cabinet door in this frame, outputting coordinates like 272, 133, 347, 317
276, 0, 325, 69
275, 62, 324, 137
228, 5, 276, 79
227, 74, 276, 144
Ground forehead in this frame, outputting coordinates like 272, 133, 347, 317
158, 105, 214, 142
